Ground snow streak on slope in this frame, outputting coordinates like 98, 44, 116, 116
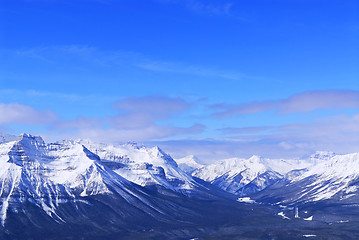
0, 140, 21, 225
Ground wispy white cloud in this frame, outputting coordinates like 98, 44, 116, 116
54, 117, 103, 129
12, 45, 105, 66
2, 88, 358, 161
212, 90, 359, 118
155, 113, 359, 161
108, 96, 191, 129
76, 123, 204, 143
49, 95, 204, 142
104, 96, 204, 141
115, 95, 191, 115
136, 61, 242, 80
220, 126, 272, 135
0, 103, 57, 125
0, 89, 117, 105
157, 0, 237, 18
202, 113, 359, 159
2, 45, 244, 80
0, 93, 204, 142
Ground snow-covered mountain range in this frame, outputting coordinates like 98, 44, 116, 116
69, 139, 201, 194
180, 150, 359, 206
0, 133, 358, 239
2, 133, 356, 207
192, 155, 282, 196
188, 154, 316, 197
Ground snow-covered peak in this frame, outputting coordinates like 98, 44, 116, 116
176, 155, 197, 164
147, 146, 178, 167
7, 133, 48, 166
74, 141, 197, 192
0, 135, 128, 225
4, 135, 108, 192
176, 155, 202, 166
82, 141, 178, 167
175, 155, 204, 174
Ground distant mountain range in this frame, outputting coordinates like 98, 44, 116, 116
183, 151, 345, 203
179, 150, 359, 206
0, 133, 359, 239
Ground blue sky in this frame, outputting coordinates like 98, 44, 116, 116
0, 0, 358, 161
